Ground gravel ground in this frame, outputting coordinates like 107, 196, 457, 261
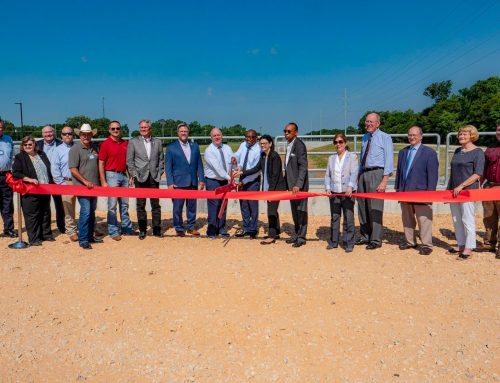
0, 212, 498, 382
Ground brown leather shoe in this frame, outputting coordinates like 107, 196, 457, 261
69, 233, 78, 242
112, 235, 122, 241
473, 243, 495, 253
176, 231, 186, 237
187, 229, 200, 236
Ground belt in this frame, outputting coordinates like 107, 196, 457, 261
107, 170, 127, 174
64, 177, 72, 181
362, 166, 383, 172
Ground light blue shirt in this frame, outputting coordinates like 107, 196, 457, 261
404, 143, 421, 178
42, 140, 59, 165
51, 142, 73, 184
360, 128, 394, 176
204, 143, 235, 180
235, 141, 261, 184
0, 134, 14, 171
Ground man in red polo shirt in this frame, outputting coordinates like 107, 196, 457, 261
98, 120, 136, 240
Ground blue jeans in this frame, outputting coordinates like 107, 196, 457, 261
77, 196, 97, 245
106, 171, 133, 237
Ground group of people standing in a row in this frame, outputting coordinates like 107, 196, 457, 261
0, 114, 498, 259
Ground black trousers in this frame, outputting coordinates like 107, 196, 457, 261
290, 198, 308, 243
21, 194, 52, 244
135, 175, 161, 233
0, 175, 14, 232
267, 200, 281, 239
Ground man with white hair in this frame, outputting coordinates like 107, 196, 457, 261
37, 124, 65, 234
68, 123, 103, 250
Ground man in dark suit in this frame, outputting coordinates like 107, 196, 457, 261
284, 122, 309, 247
126, 119, 164, 239
395, 126, 439, 255
165, 123, 205, 236
37, 125, 65, 234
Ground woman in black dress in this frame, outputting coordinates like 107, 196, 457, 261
12, 136, 54, 246
240, 135, 286, 244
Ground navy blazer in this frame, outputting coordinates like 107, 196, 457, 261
165, 140, 205, 188
395, 144, 439, 193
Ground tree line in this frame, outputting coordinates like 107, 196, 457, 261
2, 76, 498, 143
309, 76, 500, 145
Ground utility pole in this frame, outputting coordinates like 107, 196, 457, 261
15, 102, 24, 137
320, 109, 323, 138
102, 96, 105, 118
344, 88, 348, 135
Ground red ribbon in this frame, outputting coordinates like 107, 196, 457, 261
5, 173, 34, 194
5, 179, 500, 203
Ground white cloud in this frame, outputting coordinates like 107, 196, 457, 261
247, 48, 260, 55
207, 87, 213, 97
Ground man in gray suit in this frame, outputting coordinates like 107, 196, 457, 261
126, 119, 165, 240
284, 122, 309, 247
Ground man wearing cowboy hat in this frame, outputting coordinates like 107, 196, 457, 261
68, 123, 103, 249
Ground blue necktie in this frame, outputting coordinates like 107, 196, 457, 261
404, 147, 415, 179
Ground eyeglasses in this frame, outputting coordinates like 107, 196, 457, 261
23, 143, 34, 147
61, 132, 73, 136
334, 140, 345, 144
110, 127, 121, 131
283, 129, 293, 134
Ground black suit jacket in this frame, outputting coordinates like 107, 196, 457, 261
242, 150, 286, 191
285, 138, 309, 191
12, 150, 54, 184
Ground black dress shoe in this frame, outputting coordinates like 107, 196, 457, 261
80, 243, 92, 250
419, 247, 433, 256
366, 242, 381, 250
89, 237, 103, 243
153, 232, 162, 238
399, 243, 417, 250
355, 238, 369, 245
326, 243, 338, 250
345, 248, 353, 253
4, 230, 17, 238
235, 232, 246, 238
457, 253, 470, 260
30, 241, 42, 246
292, 241, 305, 248
139, 231, 146, 240
176, 231, 186, 237
286, 238, 297, 244
220, 233, 230, 238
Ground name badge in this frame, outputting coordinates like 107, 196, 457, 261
88, 154, 95, 160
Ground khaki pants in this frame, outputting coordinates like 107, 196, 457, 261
62, 180, 77, 236
401, 202, 433, 248
482, 185, 500, 248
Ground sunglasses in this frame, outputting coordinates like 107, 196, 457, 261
110, 127, 121, 131
61, 132, 73, 136
334, 140, 345, 144
23, 143, 34, 147
283, 129, 293, 134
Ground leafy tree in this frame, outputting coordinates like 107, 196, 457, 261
65, 115, 92, 130
423, 80, 453, 103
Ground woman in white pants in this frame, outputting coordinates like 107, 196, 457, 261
447, 125, 485, 260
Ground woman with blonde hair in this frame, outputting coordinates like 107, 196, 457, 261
447, 125, 485, 260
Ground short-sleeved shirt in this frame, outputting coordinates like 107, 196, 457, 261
484, 143, 500, 183
68, 141, 100, 186
448, 147, 485, 190
0, 134, 14, 171
98, 137, 128, 172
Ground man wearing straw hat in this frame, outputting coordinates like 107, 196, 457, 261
68, 123, 103, 250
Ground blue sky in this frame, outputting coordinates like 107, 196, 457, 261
1, 0, 499, 136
